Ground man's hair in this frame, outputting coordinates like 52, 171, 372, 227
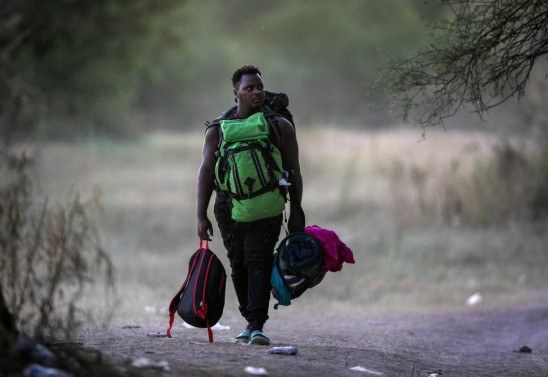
232, 65, 262, 88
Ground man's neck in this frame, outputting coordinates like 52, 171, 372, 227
235, 106, 261, 119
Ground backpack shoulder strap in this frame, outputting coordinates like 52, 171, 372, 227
205, 106, 238, 151
205, 106, 237, 133
262, 107, 282, 149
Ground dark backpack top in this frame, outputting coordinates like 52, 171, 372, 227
206, 90, 294, 133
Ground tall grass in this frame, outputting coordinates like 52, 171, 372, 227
0, 148, 115, 341
383, 140, 548, 227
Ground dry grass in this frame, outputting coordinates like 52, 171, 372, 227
23, 127, 548, 323
0, 149, 115, 340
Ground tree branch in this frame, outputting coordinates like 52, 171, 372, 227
386, 0, 548, 128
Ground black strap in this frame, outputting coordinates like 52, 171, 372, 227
223, 142, 264, 156
206, 106, 237, 128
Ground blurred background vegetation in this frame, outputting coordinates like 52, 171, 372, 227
0, 0, 470, 139
4, 0, 547, 138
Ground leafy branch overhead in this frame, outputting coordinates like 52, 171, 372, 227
387, 0, 548, 128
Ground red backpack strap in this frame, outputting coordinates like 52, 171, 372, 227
194, 245, 214, 342
207, 320, 213, 342
166, 240, 208, 338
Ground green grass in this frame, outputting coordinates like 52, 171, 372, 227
30, 128, 548, 321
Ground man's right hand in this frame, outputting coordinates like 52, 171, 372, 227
197, 216, 213, 241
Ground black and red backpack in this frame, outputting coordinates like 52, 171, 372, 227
167, 240, 226, 342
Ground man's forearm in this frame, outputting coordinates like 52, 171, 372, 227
197, 170, 214, 219
288, 171, 303, 206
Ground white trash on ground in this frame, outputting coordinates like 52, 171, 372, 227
131, 357, 170, 371
182, 322, 230, 330
244, 366, 268, 375
350, 365, 383, 375
267, 345, 298, 355
466, 292, 483, 306
212, 322, 230, 330
144, 305, 157, 313
146, 332, 167, 338
143, 305, 167, 314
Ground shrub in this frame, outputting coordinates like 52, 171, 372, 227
386, 141, 548, 227
0, 147, 115, 341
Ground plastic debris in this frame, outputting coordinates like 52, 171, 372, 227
131, 357, 170, 371
244, 366, 268, 375
350, 366, 383, 375
23, 364, 74, 377
518, 345, 532, 353
267, 345, 298, 355
212, 322, 230, 330
146, 332, 167, 338
182, 322, 230, 330
466, 292, 483, 306
144, 305, 157, 313
121, 325, 141, 329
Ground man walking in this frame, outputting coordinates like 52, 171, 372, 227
196, 65, 304, 345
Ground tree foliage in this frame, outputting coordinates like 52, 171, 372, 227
0, 149, 115, 341
2, 1, 451, 137
386, 0, 548, 128
1, 0, 184, 139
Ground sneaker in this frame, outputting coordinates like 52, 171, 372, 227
249, 330, 270, 346
234, 328, 251, 343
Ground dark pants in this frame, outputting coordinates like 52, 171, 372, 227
214, 193, 282, 331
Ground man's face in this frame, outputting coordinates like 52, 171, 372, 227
234, 73, 265, 109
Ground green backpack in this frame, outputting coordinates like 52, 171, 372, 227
214, 111, 287, 222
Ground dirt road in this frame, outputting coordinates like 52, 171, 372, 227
77, 302, 548, 377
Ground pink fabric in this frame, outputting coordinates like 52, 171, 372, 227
304, 225, 355, 273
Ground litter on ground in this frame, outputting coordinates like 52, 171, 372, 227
244, 366, 268, 375
146, 332, 167, 338
131, 357, 170, 371
350, 365, 383, 375
267, 345, 298, 355
466, 292, 483, 306
182, 321, 230, 330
